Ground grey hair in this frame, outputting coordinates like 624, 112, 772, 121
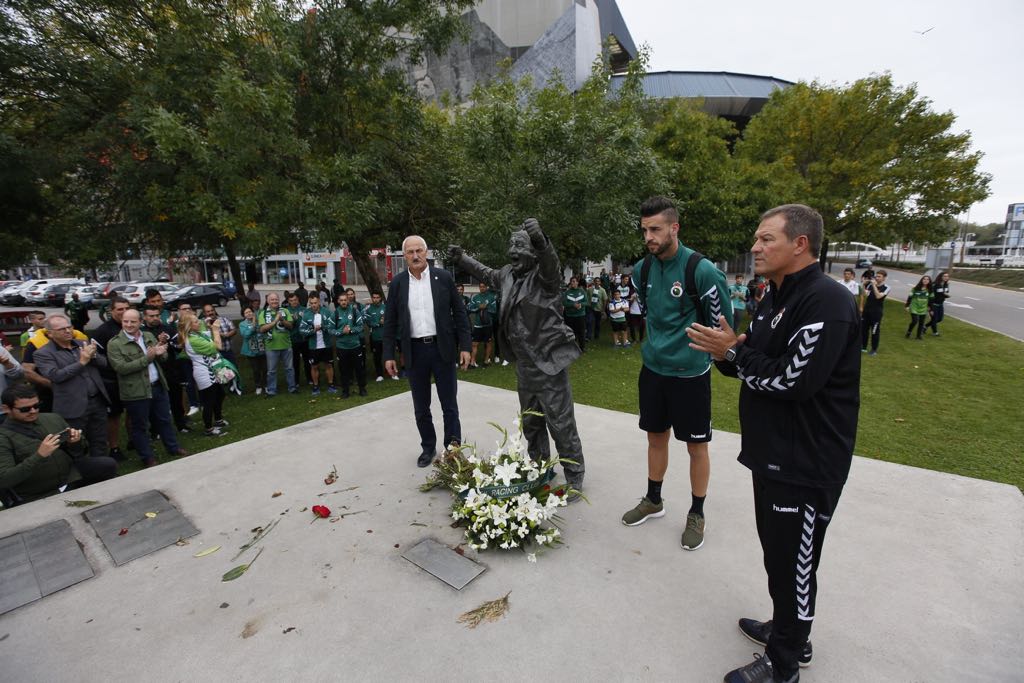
402, 235, 428, 252
45, 314, 71, 330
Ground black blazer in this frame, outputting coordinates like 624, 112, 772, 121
382, 267, 471, 367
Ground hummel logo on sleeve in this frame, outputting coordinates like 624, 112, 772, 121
772, 504, 799, 513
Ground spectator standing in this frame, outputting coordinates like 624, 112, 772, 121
238, 307, 266, 395
178, 312, 228, 436
928, 271, 950, 336
245, 283, 261, 310
587, 278, 607, 342
382, 235, 471, 467
622, 196, 731, 553
0, 345, 23, 424
299, 295, 337, 395
607, 289, 630, 346
469, 281, 498, 365
286, 293, 310, 386
172, 303, 202, 416
331, 279, 345, 302
333, 292, 367, 397
687, 204, 860, 683
106, 309, 187, 466
364, 292, 387, 382
89, 297, 130, 460
145, 289, 173, 325
258, 293, 298, 396
839, 268, 860, 298
861, 270, 890, 355
728, 274, 748, 332
203, 304, 237, 365
905, 275, 933, 340
623, 274, 645, 344
562, 276, 587, 353
34, 315, 111, 458
18, 311, 54, 413
64, 293, 90, 332
143, 305, 189, 434
317, 283, 330, 308
295, 282, 310, 306
0, 384, 116, 503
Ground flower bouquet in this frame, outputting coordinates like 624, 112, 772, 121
421, 412, 576, 559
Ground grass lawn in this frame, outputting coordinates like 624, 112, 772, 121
113, 301, 1024, 491
874, 261, 1024, 291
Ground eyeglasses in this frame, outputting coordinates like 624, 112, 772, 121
13, 403, 40, 413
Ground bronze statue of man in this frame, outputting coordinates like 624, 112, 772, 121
448, 218, 585, 499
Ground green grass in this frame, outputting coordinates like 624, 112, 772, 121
873, 261, 1024, 291
113, 302, 1024, 491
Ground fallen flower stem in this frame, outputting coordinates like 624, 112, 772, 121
233, 519, 280, 561
317, 485, 360, 497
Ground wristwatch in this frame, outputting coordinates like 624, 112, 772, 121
724, 345, 739, 362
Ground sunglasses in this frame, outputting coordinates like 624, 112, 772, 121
13, 403, 40, 413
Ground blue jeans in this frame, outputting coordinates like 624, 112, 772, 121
408, 340, 461, 454
265, 347, 296, 395
123, 382, 180, 463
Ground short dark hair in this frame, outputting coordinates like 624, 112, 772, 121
640, 196, 679, 224
760, 204, 824, 258
843, 267, 855, 275
110, 296, 129, 306
144, 288, 161, 300
142, 304, 162, 315
2, 382, 37, 407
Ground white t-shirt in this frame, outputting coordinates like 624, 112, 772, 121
840, 279, 860, 296
313, 313, 325, 349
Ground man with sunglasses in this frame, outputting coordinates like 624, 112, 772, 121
0, 384, 116, 503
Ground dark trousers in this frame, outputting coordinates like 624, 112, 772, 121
66, 394, 110, 460
337, 345, 366, 391
565, 315, 586, 352
246, 354, 267, 390
198, 384, 224, 429
408, 339, 460, 453
927, 304, 944, 333
732, 308, 745, 334
861, 310, 882, 351
177, 358, 199, 407
906, 313, 927, 338
68, 455, 118, 487
753, 474, 842, 679
371, 339, 384, 379
292, 341, 311, 384
628, 312, 645, 342
122, 383, 180, 464
587, 309, 602, 340
516, 362, 584, 479
167, 379, 187, 430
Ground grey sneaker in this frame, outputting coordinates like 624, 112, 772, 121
681, 512, 705, 550
622, 497, 665, 526
723, 653, 797, 683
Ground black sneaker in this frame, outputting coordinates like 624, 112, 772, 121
724, 653, 797, 683
416, 450, 436, 468
108, 447, 125, 462
358, 387, 367, 397
738, 619, 812, 667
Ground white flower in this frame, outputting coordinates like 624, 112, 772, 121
526, 468, 540, 482
526, 552, 537, 563
493, 461, 520, 487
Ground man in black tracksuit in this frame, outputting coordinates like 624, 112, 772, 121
688, 204, 861, 683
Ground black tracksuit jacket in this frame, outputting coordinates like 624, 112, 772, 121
717, 263, 861, 488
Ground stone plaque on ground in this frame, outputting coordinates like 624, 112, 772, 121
0, 519, 93, 615
401, 538, 485, 590
84, 490, 198, 566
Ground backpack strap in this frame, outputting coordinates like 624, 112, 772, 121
638, 254, 654, 314
684, 250, 707, 327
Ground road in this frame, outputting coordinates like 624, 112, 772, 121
836, 263, 1024, 342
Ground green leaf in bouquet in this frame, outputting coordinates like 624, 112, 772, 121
222, 547, 264, 582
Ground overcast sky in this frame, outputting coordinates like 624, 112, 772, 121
616, 0, 1020, 227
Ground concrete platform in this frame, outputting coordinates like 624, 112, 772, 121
0, 383, 1021, 682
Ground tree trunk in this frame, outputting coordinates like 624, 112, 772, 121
348, 236, 385, 298
818, 237, 829, 271
222, 239, 248, 316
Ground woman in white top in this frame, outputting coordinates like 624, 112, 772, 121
177, 311, 228, 437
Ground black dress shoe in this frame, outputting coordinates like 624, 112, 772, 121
417, 451, 436, 468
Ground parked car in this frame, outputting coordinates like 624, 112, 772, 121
855, 257, 873, 268
122, 282, 180, 305
43, 283, 76, 307
65, 284, 103, 307
22, 279, 84, 305
1, 280, 43, 306
165, 285, 229, 310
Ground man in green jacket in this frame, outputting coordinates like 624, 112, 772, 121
299, 295, 336, 396
333, 292, 367, 398
107, 308, 187, 467
587, 278, 608, 342
364, 292, 387, 382
1, 383, 116, 503
622, 196, 732, 552
469, 281, 498, 367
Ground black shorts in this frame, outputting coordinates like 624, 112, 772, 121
610, 320, 627, 332
471, 326, 493, 343
638, 365, 712, 442
308, 347, 333, 365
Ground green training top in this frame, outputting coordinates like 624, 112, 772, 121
562, 287, 587, 318
635, 241, 731, 378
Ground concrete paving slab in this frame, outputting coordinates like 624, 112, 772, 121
0, 382, 1021, 681
84, 490, 199, 566
401, 537, 486, 590
0, 520, 93, 615
0, 534, 41, 615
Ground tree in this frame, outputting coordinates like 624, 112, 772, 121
736, 74, 991, 251
448, 51, 668, 270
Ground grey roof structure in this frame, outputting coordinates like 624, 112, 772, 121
611, 70, 795, 122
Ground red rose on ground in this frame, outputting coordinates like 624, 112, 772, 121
312, 505, 331, 518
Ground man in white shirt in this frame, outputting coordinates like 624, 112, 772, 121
839, 268, 860, 297
382, 236, 472, 467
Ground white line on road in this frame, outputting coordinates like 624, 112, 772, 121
946, 302, 974, 309
964, 296, 981, 301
